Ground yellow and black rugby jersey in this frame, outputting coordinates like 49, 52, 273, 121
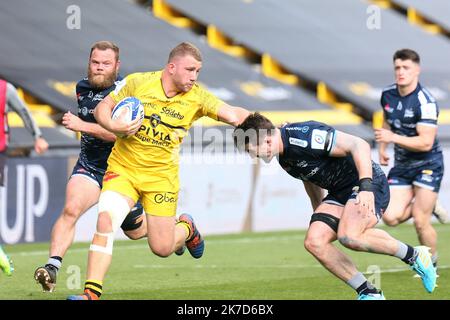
107, 71, 223, 190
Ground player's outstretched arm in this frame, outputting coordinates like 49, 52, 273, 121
217, 103, 251, 127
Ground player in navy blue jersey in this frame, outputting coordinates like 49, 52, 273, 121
34, 41, 145, 292
375, 49, 447, 270
234, 112, 437, 300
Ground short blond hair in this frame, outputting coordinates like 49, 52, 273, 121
90, 41, 120, 61
168, 42, 202, 63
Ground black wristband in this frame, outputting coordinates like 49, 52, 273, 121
359, 178, 373, 192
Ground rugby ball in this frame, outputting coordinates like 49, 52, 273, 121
111, 97, 144, 137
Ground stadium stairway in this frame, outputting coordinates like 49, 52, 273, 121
386, 0, 450, 36
158, 0, 450, 141
7, 88, 79, 154
0, 0, 374, 145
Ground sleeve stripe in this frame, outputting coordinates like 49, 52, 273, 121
325, 130, 335, 153
421, 88, 436, 103
417, 122, 437, 127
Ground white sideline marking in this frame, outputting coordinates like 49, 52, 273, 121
131, 264, 449, 272
10, 234, 304, 257
132, 264, 323, 269
364, 265, 449, 274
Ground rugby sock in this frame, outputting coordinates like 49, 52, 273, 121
347, 272, 380, 295
395, 241, 416, 265
85, 279, 103, 298
432, 253, 438, 268
356, 281, 381, 295
176, 220, 192, 241
46, 256, 62, 271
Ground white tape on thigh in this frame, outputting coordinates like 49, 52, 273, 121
90, 232, 114, 255
98, 190, 131, 232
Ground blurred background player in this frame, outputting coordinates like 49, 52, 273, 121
67, 42, 250, 300
375, 49, 448, 270
234, 112, 437, 300
0, 79, 49, 276
0, 245, 13, 276
34, 41, 145, 292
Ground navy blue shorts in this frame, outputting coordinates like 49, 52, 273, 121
71, 159, 104, 188
323, 164, 390, 220
71, 159, 144, 227
388, 156, 444, 193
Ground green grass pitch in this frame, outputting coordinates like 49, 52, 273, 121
1, 224, 449, 300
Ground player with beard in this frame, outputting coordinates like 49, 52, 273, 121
67, 42, 251, 300
34, 41, 145, 292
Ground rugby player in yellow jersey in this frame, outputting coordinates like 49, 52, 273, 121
67, 42, 250, 300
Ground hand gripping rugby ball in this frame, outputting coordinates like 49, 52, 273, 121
111, 97, 144, 137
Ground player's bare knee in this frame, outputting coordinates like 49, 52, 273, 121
123, 230, 138, 240
413, 217, 431, 233
97, 211, 113, 233
382, 215, 399, 226
150, 247, 172, 258
123, 229, 144, 240
148, 242, 173, 258
62, 202, 83, 222
304, 236, 327, 257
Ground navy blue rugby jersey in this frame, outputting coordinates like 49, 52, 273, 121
381, 83, 442, 165
278, 121, 361, 191
75, 76, 122, 173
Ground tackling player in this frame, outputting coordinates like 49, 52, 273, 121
234, 112, 437, 300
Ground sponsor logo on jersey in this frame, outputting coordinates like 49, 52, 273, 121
384, 104, 393, 113
311, 129, 327, 150
154, 192, 177, 204
420, 103, 437, 120
286, 126, 309, 133
93, 94, 105, 101
297, 160, 308, 168
136, 123, 172, 147
403, 123, 416, 128
162, 107, 184, 120
404, 108, 414, 118
150, 113, 161, 128
79, 107, 95, 116
289, 137, 308, 148
305, 167, 319, 179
